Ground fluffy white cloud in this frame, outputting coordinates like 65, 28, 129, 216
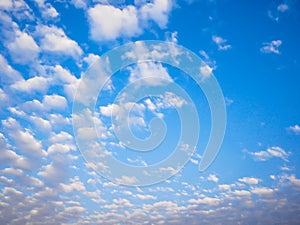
200, 64, 213, 80
128, 61, 173, 86
248, 146, 290, 162
212, 35, 231, 51
88, 0, 174, 42
139, 0, 173, 28
88, 4, 141, 42
43, 94, 68, 110
260, 40, 282, 54
49, 131, 73, 143
288, 124, 300, 135
188, 197, 221, 206
0, 54, 23, 84
0, 88, 8, 103
7, 30, 40, 64
251, 187, 274, 195
207, 174, 219, 183
238, 177, 260, 185
71, 0, 87, 9
0, 0, 12, 10
2, 118, 47, 158
37, 25, 83, 58
34, 0, 59, 19
11, 76, 49, 93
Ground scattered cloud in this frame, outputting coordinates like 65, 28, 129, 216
247, 146, 290, 162
260, 40, 282, 54
287, 124, 300, 135
88, 0, 173, 42
7, 30, 40, 64
36, 25, 83, 58
277, 3, 288, 12
207, 174, 219, 183
212, 35, 231, 51
33, 0, 59, 19
238, 177, 260, 185
88, 4, 141, 42
128, 61, 173, 86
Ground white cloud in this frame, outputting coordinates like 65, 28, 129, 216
238, 177, 260, 185
88, 4, 141, 42
251, 187, 274, 195
37, 25, 83, 58
212, 35, 231, 51
199, 50, 217, 71
7, 30, 40, 64
0, 88, 8, 103
135, 194, 157, 200
71, 0, 87, 9
232, 189, 251, 197
99, 103, 121, 117
288, 124, 300, 135
260, 40, 282, 54
139, 0, 173, 28
128, 61, 173, 86
83, 53, 101, 66
88, 0, 174, 42
249, 146, 290, 161
48, 143, 75, 155
38, 161, 67, 183
0, 132, 34, 170
0, 54, 23, 84
34, 0, 59, 19
49, 131, 73, 143
286, 174, 300, 188
29, 115, 52, 131
207, 174, 219, 183
116, 175, 138, 184
11, 76, 49, 93
43, 94, 68, 110
277, 4, 288, 12
188, 197, 221, 206
248, 146, 290, 162
200, 64, 213, 80
0, 0, 12, 10
2, 118, 46, 158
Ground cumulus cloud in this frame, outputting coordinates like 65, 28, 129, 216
11, 76, 49, 93
2, 118, 47, 159
247, 146, 290, 162
0, 54, 23, 84
88, 0, 173, 42
212, 35, 231, 51
260, 40, 282, 54
139, 0, 173, 28
88, 4, 141, 42
287, 124, 300, 135
128, 61, 173, 86
43, 94, 68, 110
207, 174, 219, 183
238, 177, 260, 185
36, 25, 83, 58
34, 0, 59, 19
7, 30, 40, 64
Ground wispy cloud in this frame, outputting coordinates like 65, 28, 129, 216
212, 35, 231, 51
247, 146, 290, 162
287, 124, 300, 135
277, 4, 289, 12
260, 40, 282, 54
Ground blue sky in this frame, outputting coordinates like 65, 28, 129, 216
1, 0, 300, 224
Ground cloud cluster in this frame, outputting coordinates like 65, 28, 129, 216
88, 0, 173, 42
